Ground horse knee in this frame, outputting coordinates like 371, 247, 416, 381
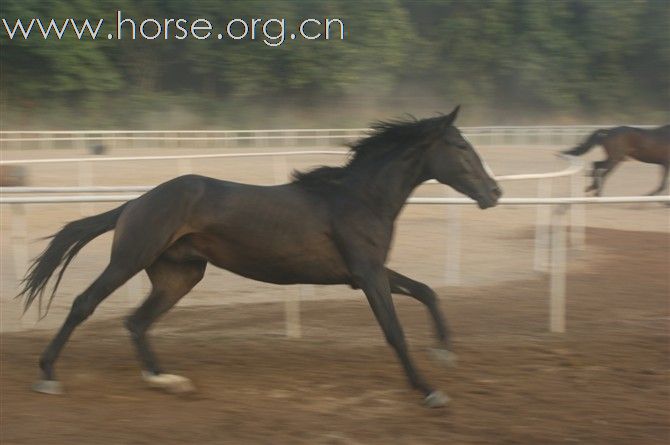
67, 294, 98, 323
124, 316, 145, 338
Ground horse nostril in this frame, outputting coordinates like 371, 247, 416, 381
492, 186, 502, 198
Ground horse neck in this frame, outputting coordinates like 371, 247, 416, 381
345, 152, 426, 220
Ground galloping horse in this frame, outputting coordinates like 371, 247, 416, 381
19, 107, 501, 407
562, 125, 670, 196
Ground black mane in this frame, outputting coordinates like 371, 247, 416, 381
291, 116, 443, 188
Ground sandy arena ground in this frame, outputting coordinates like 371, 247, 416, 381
0, 144, 668, 443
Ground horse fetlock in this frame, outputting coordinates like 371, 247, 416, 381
429, 348, 458, 367
141, 371, 195, 394
423, 390, 449, 408
38, 356, 55, 380
32, 379, 64, 395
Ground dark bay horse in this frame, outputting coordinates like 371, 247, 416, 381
562, 125, 670, 196
19, 107, 501, 407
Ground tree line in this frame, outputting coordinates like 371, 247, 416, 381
1, 0, 668, 128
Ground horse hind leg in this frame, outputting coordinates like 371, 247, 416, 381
125, 256, 206, 394
33, 263, 138, 394
585, 161, 607, 195
593, 158, 621, 197
32, 196, 195, 395
647, 163, 669, 196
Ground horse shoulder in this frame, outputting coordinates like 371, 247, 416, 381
328, 199, 395, 269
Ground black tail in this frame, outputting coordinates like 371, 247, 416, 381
562, 129, 610, 156
18, 203, 128, 316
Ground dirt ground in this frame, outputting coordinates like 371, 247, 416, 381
1, 227, 668, 445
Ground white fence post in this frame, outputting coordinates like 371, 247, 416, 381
272, 154, 303, 338
77, 161, 93, 215
533, 178, 552, 272
10, 204, 28, 283
444, 188, 462, 286
284, 287, 302, 339
177, 158, 193, 176
549, 204, 568, 333
569, 168, 586, 250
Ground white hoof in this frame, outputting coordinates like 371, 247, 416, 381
32, 380, 64, 395
141, 372, 195, 394
429, 348, 458, 367
424, 390, 450, 408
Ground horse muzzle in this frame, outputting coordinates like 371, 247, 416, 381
476, 184, 502, 209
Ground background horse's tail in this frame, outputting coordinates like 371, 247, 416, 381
18, 202, 129, 316
562, 129, 610, 156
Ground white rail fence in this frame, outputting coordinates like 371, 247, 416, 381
1, 143, 586, 335
0, 125, 658, 334
3, 192, 668, 336
0, 125, 657, 151
0, 151, 586, 283
0, 151, 607, 337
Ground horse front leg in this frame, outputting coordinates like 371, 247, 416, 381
387, 268, 456, 366
354, 265, 448, 408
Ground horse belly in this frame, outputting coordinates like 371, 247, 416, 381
631, 138, 670, 164
186, 232, 351, 285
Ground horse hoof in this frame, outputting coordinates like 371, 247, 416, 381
141, 372, 195, 394
424, 390, 449, 408
32, 380, 64, 395
429, 348, 458, 367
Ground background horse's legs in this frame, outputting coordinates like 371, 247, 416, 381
356, 266, 448, 407
588, 158, 621, 196
386, 268, 452, 353
34, 264, 137, 393
647, 164, 669, 196
125, 257, 206, 392
586, 161, 605, 194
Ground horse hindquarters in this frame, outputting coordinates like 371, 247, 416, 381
34, 176, 206, 392
110, 175, 207, 269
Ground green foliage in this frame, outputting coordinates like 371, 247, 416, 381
1, 0, 668, 126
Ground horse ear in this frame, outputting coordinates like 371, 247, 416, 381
442, 105, 461, 127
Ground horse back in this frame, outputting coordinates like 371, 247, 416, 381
635, 125, 670, 163
604, 126, 670, 164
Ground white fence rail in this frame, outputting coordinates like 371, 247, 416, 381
0, 125, 658, 151
2, 193, 668, 336
1, 126, 659, 335
1, 150, 586, 329
0, 150, 348, 166
0, 152, 587, 284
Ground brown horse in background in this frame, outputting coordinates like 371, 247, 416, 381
562, 125, 670, 196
